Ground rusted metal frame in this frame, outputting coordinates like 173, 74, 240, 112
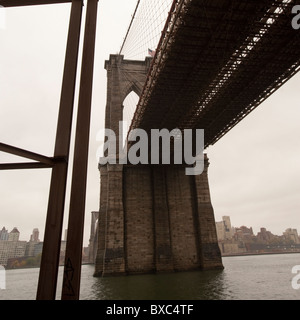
61, 0, 98, 300
0, 142, 55, 165
36, 0, 83, 300
0, 162, 53, 170
0, 0, 72, 7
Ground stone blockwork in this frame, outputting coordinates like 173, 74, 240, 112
94, 55, 223, 277
104, 54, 152, 156
194, 159, 224, 269
165, 166, 200, 271
95, 160, 223, 276
124, 166, 155, 274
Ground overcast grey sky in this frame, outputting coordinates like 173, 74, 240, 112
0, 1, 299, 247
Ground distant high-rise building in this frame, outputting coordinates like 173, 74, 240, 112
283, 228, 300, 244
257, 227, 275, 242
0, 233, 27, 266
26, 228, 41, 256
33, 242, 43, 257
234, 225, 254, 241
0, 227, 8, 241
30, 228, 40, 242
216, 216, 233, 241
8, 227, 20, 242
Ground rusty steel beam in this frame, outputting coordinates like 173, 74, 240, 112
36, 0, 83, 300
61, 0, 98, 300
0, 142, 55, 165
0, 162, 52, 170
0, 0, 72, 7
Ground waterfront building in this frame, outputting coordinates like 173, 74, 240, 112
283, 228, 300, 244
25, 228, 41, 256
233, 225, 254, 241
216, 216, 233, 241
8, 228, 20, 242
0, 227, 8, 241
257, 227, 275, 243
30, 228, 40, 242
33, 242, 43, 257
0, 240, 27, 266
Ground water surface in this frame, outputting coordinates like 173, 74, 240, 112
0, 253, 299, 300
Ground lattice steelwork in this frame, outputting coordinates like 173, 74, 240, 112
130, 0, 300, 148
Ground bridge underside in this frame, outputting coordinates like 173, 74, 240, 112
94, 158, 223, 277
131, 0, 300, 148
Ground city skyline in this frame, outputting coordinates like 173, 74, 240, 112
0, 226, 41, 242
1, 214, 299, 244
0, 225, 61, 242
1, 215, 299, 268
215, 216, 300, 239
216, 215, 300, 256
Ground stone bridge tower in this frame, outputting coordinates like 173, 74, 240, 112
94, 55, 223, 277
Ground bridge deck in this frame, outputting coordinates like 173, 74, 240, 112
131, 0, 300, 148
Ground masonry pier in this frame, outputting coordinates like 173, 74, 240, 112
94, 160, 223, 276
94, 55, 223, 276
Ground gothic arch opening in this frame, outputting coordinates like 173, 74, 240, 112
122, 91, 140, 148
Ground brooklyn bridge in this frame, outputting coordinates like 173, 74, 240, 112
1, 0, 300, 300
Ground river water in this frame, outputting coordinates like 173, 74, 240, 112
0, 253, 299, 300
